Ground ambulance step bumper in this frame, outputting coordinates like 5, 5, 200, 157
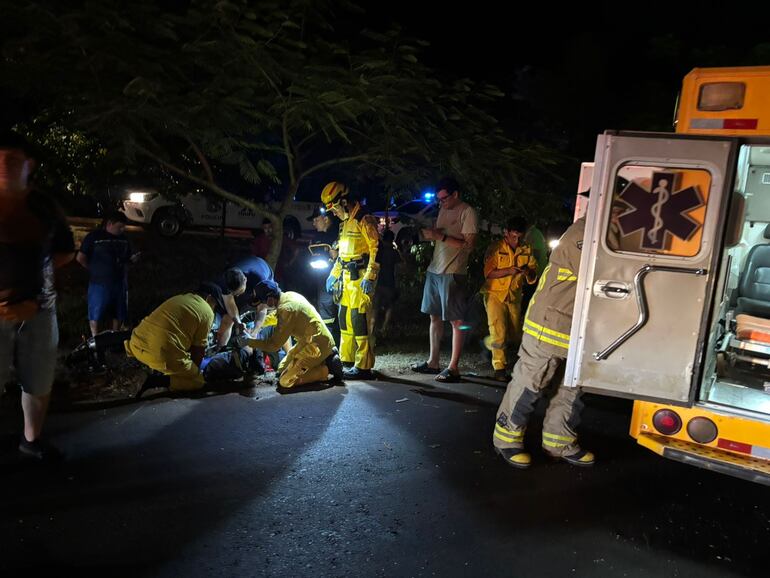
637, 434, 770, 486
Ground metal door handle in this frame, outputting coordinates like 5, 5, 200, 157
593, 265, 707, 361
595, 281, 630, 298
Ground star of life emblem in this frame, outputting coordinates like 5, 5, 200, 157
616, 172, 704, 250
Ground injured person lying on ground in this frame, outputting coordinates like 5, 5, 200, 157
243, 279, 343, 388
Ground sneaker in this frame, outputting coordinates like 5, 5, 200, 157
492, 369, 510, 382
559, 448, 595, 467
343, 367, 374, 380
18, 438, 64, 463
494, 446, 531, 469
326, 353, 344, 381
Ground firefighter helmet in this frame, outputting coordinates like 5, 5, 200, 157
321, 181, 349, 209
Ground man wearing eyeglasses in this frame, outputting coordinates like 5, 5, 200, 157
411, 176, 478, 382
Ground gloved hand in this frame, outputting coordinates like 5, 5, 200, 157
325, 274, 338, 293
360, 279, 374, 295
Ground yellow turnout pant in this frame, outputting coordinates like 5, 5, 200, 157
484, 294, 523, 370
125, 340, 204, 391
277, 339, 333, 388
338, 272, 374, 370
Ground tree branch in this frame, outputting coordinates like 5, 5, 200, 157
296, 129, 320, 151
135, 144, 278, 225
184, 135, 215, 185
297, 154, 371, 183
282, 112, 296, 184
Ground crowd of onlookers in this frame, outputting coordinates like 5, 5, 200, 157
3, 128, 580, 467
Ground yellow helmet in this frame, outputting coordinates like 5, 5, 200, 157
321, 181, 349, 209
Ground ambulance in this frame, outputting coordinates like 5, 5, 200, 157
566, 66, 770, 484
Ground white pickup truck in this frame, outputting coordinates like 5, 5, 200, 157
121, 191, 316, 239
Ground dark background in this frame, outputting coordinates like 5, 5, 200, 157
364, 1, 770, 164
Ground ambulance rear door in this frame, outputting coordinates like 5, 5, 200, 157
564, 132, 737, 404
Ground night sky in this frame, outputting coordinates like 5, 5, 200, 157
366, 1, 770, 160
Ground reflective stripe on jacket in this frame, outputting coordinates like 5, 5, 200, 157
331, 203, 380, 282
523, 217, 586, 353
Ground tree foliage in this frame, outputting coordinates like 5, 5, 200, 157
1, 0, 565, 263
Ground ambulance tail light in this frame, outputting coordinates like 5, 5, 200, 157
686, 417, 718, 444
652, 409, 682, 436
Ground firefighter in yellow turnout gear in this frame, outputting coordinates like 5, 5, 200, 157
246, 280, 343, 388
492, 215, 595, 469
322, 182, 379, 380
482, 217, 539, 381
125, 284, 222, 391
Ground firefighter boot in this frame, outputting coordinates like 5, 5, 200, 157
495, 446, 532, 469
559, 448, 595, 467
326, 351, 344, 381
343, 366, 374, 380
493, 421, 530, 469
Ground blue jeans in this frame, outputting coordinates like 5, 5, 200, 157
0, 307, 59, 396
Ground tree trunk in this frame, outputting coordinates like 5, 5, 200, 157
265, 179, 299, 269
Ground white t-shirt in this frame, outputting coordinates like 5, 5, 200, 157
427, 201, 479, 275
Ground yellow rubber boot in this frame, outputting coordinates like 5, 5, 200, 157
560, 448, 595, 467
495, 446, 532, 469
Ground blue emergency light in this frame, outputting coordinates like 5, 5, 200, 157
422, 191, 435, 202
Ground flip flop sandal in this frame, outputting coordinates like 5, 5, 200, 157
435, 368, 461, 382
411, 361, 441, 375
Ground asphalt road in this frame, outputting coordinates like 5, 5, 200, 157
1, 374, 768, 577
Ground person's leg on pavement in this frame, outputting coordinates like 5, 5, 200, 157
441, 274, 468, 378
382, 304, 393, 334
428, 315, 443, 368
448, 319, 465, 374
492, 336, 562, 469
15, 308, 61, 460
346, 277, 374, 375
87, 282, 99, 336
508, 300, 523, 351
21, 392, 50, 443
542, 382, 593, 465
318, 290, 340, 346
484, 295, 508, 373
115, 280, 129, 331
338, 272, 356, 365
410, 272, 442, 373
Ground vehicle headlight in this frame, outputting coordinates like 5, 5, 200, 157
128, 192, 157, 203
548, 239, 560, 250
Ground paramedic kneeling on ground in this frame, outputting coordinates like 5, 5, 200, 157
125, 283, 225, 391
246, 279, 343, 388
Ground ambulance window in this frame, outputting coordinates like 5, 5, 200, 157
698, 82, 745, 111
606, 165, 710, 258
